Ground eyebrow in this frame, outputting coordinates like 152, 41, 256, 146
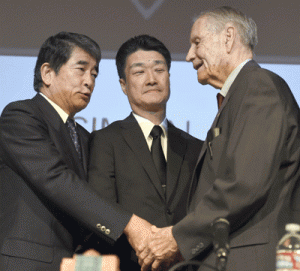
129, 60, 166, 69
75, 60, 98, 72
76, 60, 89, 65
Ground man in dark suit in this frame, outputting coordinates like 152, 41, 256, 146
88, 35, 203, 270
138, 6, 300, 271
0, 32, 154, 271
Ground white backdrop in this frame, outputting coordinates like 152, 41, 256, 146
1, 56, 299, 140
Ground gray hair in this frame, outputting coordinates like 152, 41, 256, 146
197, 6, 258, 51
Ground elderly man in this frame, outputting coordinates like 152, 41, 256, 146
88, 34, 202, 270
139, 6, 300, 271
0, 32, 152, 271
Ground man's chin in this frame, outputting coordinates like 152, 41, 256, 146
141, 102, 166, 113
197, 70, 209, 85
197, 77, 208, 85
74, 103, 89, 115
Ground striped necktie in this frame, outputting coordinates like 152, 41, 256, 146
66, 117, 82, 162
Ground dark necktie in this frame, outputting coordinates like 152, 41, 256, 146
150, 125, 167, 196
66, 118, 82, 162
217, 93, 225, 109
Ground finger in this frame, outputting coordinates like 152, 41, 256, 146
138, 252, 151, 267
140, 253, 155, 271
137, 249, 148, 263
136, 244, 146, 257
141, 259, 152, 271
151, 259, 163, 271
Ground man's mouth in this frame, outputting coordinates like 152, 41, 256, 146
80, 92, 91, 100
194, 62, 203, 70
145, 88, 160, 93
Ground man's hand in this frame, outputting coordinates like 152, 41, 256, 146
123, 214, 154, 256
138, 226, 183, 271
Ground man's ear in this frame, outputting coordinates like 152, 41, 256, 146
40, 63, 54, 87
224, 23, 236, 53
119, 78, 127, 95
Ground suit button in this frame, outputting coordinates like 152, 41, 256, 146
166, 209, 172, 215
192, 248, 196, 255
195, 243, 204, 251
105, 229, 110, 235
101, 226, 106, 232
96, 223, 101, 229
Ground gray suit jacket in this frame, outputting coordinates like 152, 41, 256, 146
0, 94, 132, 270
173, 61, 300, 271
88, 113, 203, 269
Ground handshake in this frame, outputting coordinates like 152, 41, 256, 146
124, 215, 184, 271
60, 214, 183, 271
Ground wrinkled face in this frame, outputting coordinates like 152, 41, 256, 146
120, 50, 170, 113
46, 46, 98, 117
186, 16, 226, 89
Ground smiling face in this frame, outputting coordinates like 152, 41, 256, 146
120, 49, 170, 114
186, 16, 227, 89
41, 46, 98, 117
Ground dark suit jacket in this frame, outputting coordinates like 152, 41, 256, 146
172, 60, 300, 271
88, 113, 203, 269
0, 94, 132, 271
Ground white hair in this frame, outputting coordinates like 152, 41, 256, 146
196, 6, 258, 51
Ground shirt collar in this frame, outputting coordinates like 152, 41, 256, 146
220, 59, 251, 97
39, 92, 69, 123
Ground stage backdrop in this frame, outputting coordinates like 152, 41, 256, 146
1, 0, 299, 64
1, 56, 299, 140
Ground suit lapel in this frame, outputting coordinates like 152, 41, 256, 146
120, 114, 165, 199
166, 123, 186, 203
33, 94, 86, 179
187, 60, 261, 207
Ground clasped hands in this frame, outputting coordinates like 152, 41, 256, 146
137, 225, 183, 271
124, 215, 183, 271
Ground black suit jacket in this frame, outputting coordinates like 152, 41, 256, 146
0, 94, 132, 270
88, 113, 202, 269
173, 61, 300, 271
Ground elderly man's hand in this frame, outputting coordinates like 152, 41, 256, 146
124, 214, 155, 256
138, 226, 183, 271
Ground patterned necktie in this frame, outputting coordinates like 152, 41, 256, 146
217, 93, 225, 109
150, 125, 167, 196
66, 118, 82, 162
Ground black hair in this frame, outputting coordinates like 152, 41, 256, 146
116, 34, 171, 80
34, 31, 101, 92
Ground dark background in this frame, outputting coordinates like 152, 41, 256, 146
1, 0, 299, 63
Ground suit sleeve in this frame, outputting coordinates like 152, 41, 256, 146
0, 102, 132, 242
173, 70, 294, 260
88, 129, 118, 202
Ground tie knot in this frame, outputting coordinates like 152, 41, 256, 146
66, 117, 76, 126
217, 93, 225, 109
150, 125, 163, 139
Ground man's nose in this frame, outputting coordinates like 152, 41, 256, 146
186, 45, 195, 62
146, 70, 157, 85
84, 73, 95, 90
